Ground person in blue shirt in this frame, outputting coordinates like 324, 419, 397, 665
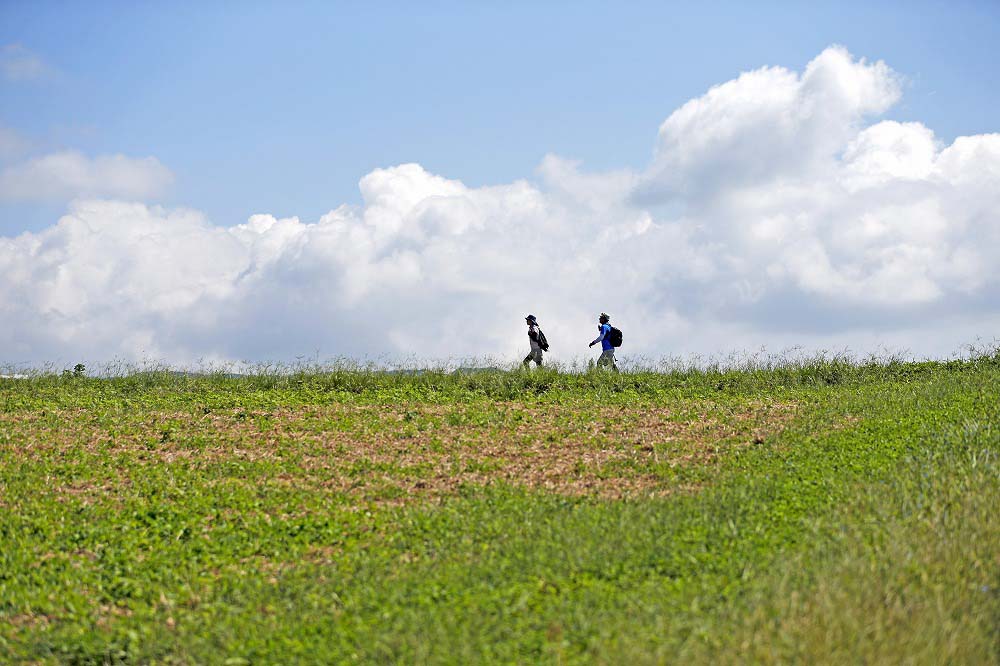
588, 312, 618, 372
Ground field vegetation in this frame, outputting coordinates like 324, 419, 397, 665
1, 352, 998, 664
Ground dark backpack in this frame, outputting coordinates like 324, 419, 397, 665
608, 326, 623, 348
537, 329, 550, 351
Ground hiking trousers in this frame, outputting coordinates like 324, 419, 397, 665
523, 349, 543, 367
598, 349, 618, 372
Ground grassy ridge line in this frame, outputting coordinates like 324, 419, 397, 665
2, 354, 998, 410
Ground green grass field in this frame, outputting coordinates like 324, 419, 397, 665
2, 355, 998, 664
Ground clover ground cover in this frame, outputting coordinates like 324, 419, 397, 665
1, 359, 997, 663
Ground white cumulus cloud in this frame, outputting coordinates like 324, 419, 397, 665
638, 45, 901, 201
1, 46, 999, 365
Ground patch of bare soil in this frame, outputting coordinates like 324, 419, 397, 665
1, 401, 798, 503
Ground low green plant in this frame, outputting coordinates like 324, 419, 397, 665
0, 353, 997, 663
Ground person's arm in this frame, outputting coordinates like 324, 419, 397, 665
589, 326, 606, 347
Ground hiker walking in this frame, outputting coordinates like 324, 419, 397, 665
589, 312, 620, 372
523, 314, 548, 367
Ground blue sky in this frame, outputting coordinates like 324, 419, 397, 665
2, 2, 999, 365
2, 1, 998, 234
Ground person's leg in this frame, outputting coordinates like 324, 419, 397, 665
523, 352, 534, 367
598, 349, 619, 372
534, 349, 543, 366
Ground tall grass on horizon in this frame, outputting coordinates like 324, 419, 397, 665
4, 340, 999, 378
3, 344, 1000, 411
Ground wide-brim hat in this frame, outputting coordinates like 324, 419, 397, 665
525, 314, 538, 323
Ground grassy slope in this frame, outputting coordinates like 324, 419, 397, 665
1, 358, 998, 664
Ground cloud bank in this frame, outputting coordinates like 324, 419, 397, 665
2, 46, 999, 365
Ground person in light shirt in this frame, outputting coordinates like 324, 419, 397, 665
523, 314, 546, 367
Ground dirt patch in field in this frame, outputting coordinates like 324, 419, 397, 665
1, 401, 798, 503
